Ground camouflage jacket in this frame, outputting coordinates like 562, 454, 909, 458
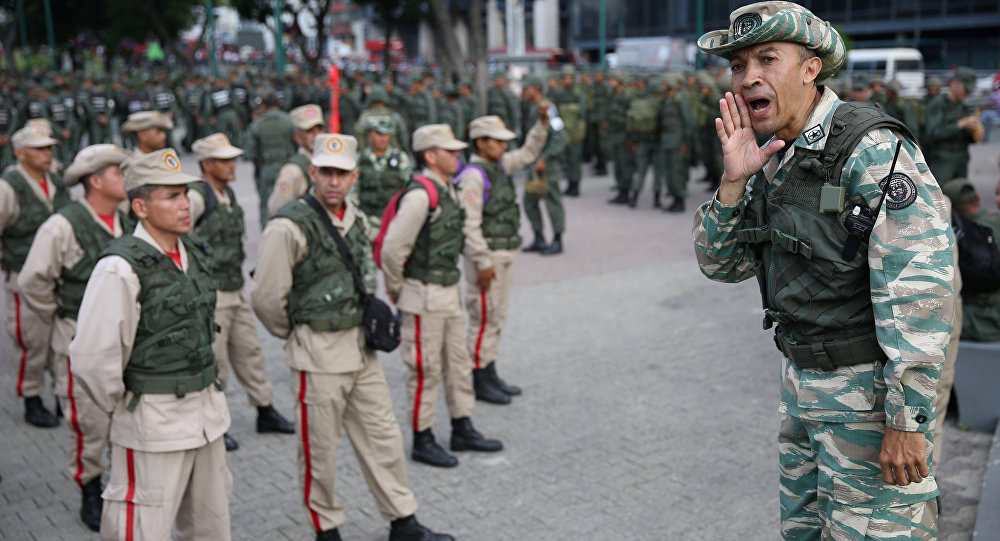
693, 86, 955, 432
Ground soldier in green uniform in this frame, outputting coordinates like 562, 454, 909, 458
180, 76, 207, 152
880, 79, 921, 136
0, 89, 19, 170
924, 75, 942, 105
695, 3, 952, 538
627, 75, 663, 208
244, 89, 297, 224
659, 73, 692, 213
552, 66, 587, 197
607, 70, 636, 205
146, 80, 179, 150
354, 116, 412, 232
41, 85, 77, 166
84, 78, 114, 145
267, 104, 326, 217
203, 78, 243, 148
586, 70, 610, 176
923, 67, 983, 185
338, 78, 362, 138
697, 73, 725, 193
456, 79, 478, 138
487, 74, 520, 136
353, 86, 409, 154
520, 76, 567, 255
437, 86, 464, 142
404, 78, 435, 129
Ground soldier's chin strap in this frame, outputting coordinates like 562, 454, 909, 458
841, 140, 903, 261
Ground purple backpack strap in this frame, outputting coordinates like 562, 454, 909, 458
456, 163, 492, 204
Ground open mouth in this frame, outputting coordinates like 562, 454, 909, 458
748, 98, 772, 116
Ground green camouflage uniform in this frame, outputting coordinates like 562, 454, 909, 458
628, 86, 662, 199
693, 88, 952, 540
587, 77, 611, 172
923, 94, 976, 185
658, 91, 691, 199
522, 98, 567, 236
959, 210, 1000, 342
244, 108, 297, 222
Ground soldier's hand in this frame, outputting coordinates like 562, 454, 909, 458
0, 135, 8, 146
879, 427, 930, 486
716, 92, 785, 204
534, 158, 546, 172
537, 101, 552, 123
476, 266, 496, 293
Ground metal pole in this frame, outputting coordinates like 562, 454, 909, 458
275, 0, 285, 75
598, 0, 606, 69
16, 0, 28, 52
208, 0, 218, 78
696, 0, 704, 70
43, 0, 57, 70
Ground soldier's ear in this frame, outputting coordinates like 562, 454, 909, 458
802, 56, 822, 86
131, 197, 148, 220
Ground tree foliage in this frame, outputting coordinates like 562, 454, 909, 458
353, 0, 426, 73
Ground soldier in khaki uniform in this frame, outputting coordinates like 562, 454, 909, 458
267, 104, 326, 217
17, 144, 131, 532
251, 134, 453, 541
70, 148, 232, 540
187, 134, 295, 452
120, 111, 173, 156
1, 125, 70, 428
382, 124, 504, 468
455, 114, 549, 405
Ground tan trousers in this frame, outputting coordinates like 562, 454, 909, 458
932, 295, 962, 473
51, 317, 111, 486
4, 273, 54, 398
101, 438, 232, 541
464, 258, 515, 370
400, 311, 476, 432
291, 361, 418, 532
213, 293, 274, 407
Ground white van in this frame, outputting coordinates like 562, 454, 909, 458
846, 48, 925, 97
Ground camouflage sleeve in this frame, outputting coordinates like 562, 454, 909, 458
845, 128, 955, 433
691, 187, 756, 283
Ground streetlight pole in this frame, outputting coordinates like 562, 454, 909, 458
276, 0, 286, 75
208, 0, 218, 78
43, 0, 57, 70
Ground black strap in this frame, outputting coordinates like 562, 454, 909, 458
302, 194, 369, 299
195, 181, 218, 229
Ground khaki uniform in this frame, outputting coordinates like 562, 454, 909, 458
456, 121, 547, 370
69, 222, 232, 541
189, 187, 274, 407
381, 170, 476, 431
267, 148, 312, 217
251, 198, 418, 531
17, 199, 124, 486
0, 165, 61, 398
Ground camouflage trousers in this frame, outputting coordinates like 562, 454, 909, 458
779, 358, 938, 540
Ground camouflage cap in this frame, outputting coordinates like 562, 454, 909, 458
953, 66, 976, 93
886, 79, 903, 93
122, 148, 198, 192
941, 178, 978, 205
697, 1, 846, 81
64, 144, 130, 187
367, 85, 390, 105
560, 65, 576, 76
925, 75, 943, 89
851, 73, 870, 91
311, 134, 358, 170
193, 133, 244, 161
522, 75, 545, 89
290, 104, 325, 131
363, 115, 395, 134
121, 111, 174, 133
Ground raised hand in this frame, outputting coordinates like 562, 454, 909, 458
715, 92, 785, 203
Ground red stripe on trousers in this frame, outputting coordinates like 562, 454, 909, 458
412, 315, 424, 432
14, 293, 29, 397
474, 289, 488, 370
66, 356, 85, 486
298, 371, 322, 532
126, 448, 136, 541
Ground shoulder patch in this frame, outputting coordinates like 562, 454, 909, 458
879, 172, 917, 210
463, 189, 479, 204
277, 181, 291, 194
803, 124, 825, 145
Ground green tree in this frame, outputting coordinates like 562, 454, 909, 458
231, 0, 340, 73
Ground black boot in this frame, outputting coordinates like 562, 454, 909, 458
541, 234, 563, 256
450, 417, 503, 452
608, 189, 629, 204
628, 191, 638, 208
653, 192, 661, 208
594, 165, 608, 176
664, 197, 686, 213
521, 231, 547, 253
473, 368, 510, 404
412, 429, 458, 468
564, 182, 580, 197
487, 362, 521, 396
223, 433, 239, 451
80, 477, 102, 532
56, 400, 63, 418
24, 396, 59, 428
256, 405, 295, 434
389, 515, 455, 541
316, 528, 343, 541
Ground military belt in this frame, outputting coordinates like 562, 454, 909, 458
486, 236, 521, 251
774, 331, 887, 371
302, 312, 364, 332
123, 363, 218, 411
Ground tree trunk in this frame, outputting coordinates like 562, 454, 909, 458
148, 2, 192, 70
382, 17, 392, 74
428, 0, 465, 81
467, 0, 488, 116
2, 22, 18, 75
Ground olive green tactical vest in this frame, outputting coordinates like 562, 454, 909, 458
357, 150, 406, 219
56, 202, 125, 320
404, 179, 465, 286
659, 96, 685, 149
475, 162, 522, 251
189, 181, 246, 291
253, 111, 297, 165
273, 200, 369, 331
1, 170, 70, 273
103, 235, 218, 410
736, 102, 912, 366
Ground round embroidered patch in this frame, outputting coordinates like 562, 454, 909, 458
733, 13, 763, 39
216, 134, 229, 146
879, 172, 917, 210
305, 107, 318, 118
463, 190, 478, 203
163, 152, 181, 171
326, 136, 343, 153
277, 182, 291, 194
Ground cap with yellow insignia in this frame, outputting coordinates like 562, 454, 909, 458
311, 134, 357, 170
11, 122, 59, 149
121, 148, 199, 191
412, 124, 469, 152
192, 133, 244, 161
64, 144, 131, 187
290, 104, 325, 131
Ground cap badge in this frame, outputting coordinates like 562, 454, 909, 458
163, 152, 181, 171
326, 136, 343, 153
733, 12, 763, 39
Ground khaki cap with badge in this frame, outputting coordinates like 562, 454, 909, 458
412, 124, 469, 152
121, 111, 174, 133
192, 133, 244, 161
290, 104, 325, 131
311, 134, 358, 170
942, 178, 978, 205
468, 116, 518, 141
11, 123, 60, 149
122, 148, 199, 191
697, 1, 847, 81
64, 144, 130, 187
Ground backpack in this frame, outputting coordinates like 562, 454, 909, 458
372, 176, 438, 269
626, 97, 659, 136
951, 211, 1000, 294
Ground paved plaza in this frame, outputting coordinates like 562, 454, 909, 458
0, 139, 996, 540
